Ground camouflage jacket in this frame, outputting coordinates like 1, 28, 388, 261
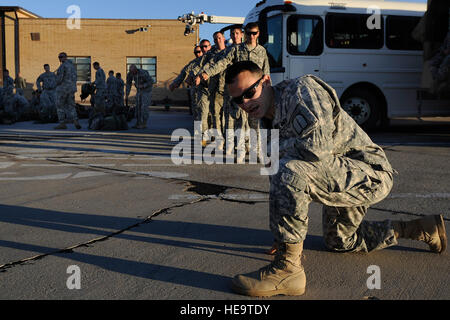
94, 68, 107, 90
56, 60, 77, 93
201, 43, 270, 78
126, 69, 155, 95
172, 56, 203, 88
430, 30, 450, 69
271, 75, 393, 173
107, 76, 119, 97
36, 72, 57, 91
116, 78, 125, 97
2, 76, 14, 95
190, 50, 217, 93
206, 46, 228, 95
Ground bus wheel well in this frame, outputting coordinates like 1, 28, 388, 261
340, 82, 389, 128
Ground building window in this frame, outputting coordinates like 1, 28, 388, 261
287, 15, 323, 56
386, 16, 422, 51
127, 57, 157, 82
325, 13, 384, 49
67, 56, 91, 83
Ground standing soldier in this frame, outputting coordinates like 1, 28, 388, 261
196, 23, 270, 163
106, 70, 120, 114
190, 39, 213, 146
92, 62, 107, 116
115, 73, 125, 108
429, 30, 450, 94
126, 64, 155, 129
207, 31, 228, 150
223, 25, 246, 157
36, 64, 57, 122
169, 45, 203, 117
225, 61, 447, 298
1, 70, 15, 123
54, 52, 81, 130
14, 72, 27, 96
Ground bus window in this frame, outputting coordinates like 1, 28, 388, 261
287, 15, 323, 55
386, 16, 423, 50
264, 14, 283, 69
326, 13, 384, 49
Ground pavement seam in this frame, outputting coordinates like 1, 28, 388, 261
1, 150, 447, 219
0, 197, 210, 272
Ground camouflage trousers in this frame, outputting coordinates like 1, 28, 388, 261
194, 88, 210, 137
2, 93, 14, 116
94, 88, 107, 115
210, 90, 224, 140
55, 87, 78, 122
135, 88, 152, 126
39, 89, 57, 121
270, 156, 396, 253
222, 91, 247, 154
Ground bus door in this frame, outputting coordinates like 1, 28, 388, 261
264, 14, 286, 85
286, 15, 324, 79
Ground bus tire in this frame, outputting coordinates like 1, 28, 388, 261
340, 89, 381, 131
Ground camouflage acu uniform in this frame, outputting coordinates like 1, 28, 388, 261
11, 94, 30, 120
55, 60, 78, 122
1, 76, 15, 118
206, 46, 228, 142
190, 54, 212, 137
126, 68, 155, 127
269, 75, 396, 253
36, 71, 57, 122
430, 31, 450, 93
106, 75, 122, 113
116, 77, 125, 107
202, 43, 270, 157
172, 56, 202, 118
93, 68, 107, 115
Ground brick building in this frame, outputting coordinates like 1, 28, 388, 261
0, 6, 199, 104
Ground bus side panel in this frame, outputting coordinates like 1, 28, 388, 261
321, 50, 423, 117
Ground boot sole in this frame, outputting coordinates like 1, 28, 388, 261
231, 280, 306, 297
435, 215, 447, 254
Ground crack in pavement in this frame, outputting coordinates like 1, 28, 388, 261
0, 197, 210, 272
1, 147, 447, 273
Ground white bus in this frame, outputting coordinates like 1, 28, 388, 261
244, 0, 450, 129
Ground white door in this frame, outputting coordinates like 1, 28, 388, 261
285, 15, 324, 80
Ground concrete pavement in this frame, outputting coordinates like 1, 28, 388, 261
0, 109, 449, 300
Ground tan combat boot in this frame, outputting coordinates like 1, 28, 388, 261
231, 242, 306, 297
392, 215, 447, 254
54, 122, 67, 130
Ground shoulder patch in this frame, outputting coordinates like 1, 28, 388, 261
292, 105, 319, 137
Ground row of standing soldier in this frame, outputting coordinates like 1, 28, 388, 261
170, 22, 270, 163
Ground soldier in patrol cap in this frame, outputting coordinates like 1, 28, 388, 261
225, 61, 447, 298
126, 64, 155, 129
36, 64, 57, 122
54, 52, 82, 130
169, 45, 204, 118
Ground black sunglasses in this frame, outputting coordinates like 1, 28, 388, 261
194, 51, 202, 54
200, 45, 210, 48
231, 76, 264, 105
245, 31, 259, 36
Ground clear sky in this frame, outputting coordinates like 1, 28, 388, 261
4, 0, 427, 42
